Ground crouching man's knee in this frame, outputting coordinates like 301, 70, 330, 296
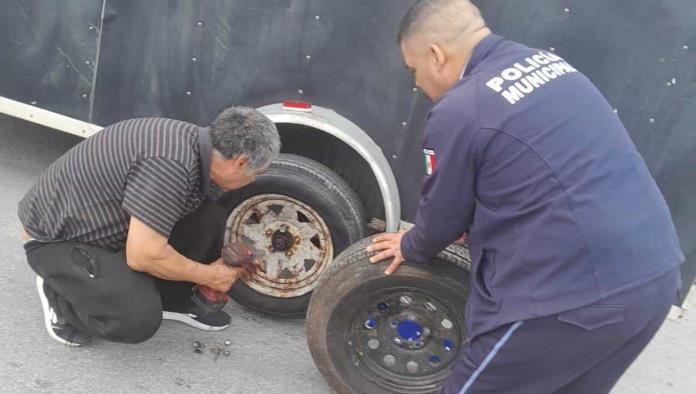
102, 297, 163, 344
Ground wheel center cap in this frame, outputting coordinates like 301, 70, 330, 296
271, 229, 295, 252
397, 320, 423, 342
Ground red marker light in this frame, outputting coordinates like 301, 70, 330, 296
282, 100, 312, 112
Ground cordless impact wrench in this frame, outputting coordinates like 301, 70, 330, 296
191, 242, 257, 314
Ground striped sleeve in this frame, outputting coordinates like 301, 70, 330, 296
122, 158, 191, 238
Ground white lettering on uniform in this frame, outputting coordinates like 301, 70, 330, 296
541, 67, 558, 79
534, 70, 550, 82
526, 72, 547, 88
532, 54, 550, 65
550, 63, 566, 76
514, 62, 537, 73
488, 53, 579, 105
486, 77, 505, 93
542, 51, 562, 62
501, 85, 525, 104
525, 57, 540, 68
515, 79, 535, 94
502, 68, 524, 81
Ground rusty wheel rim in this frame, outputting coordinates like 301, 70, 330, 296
225, 194, 334, 298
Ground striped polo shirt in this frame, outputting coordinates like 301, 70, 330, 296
18, 118, 213, 250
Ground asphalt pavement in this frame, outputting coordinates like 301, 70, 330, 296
0, 115, 693, 393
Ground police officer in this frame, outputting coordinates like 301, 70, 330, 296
367, 1, 684, 393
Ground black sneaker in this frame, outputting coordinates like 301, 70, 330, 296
162, 304, 231, 331
35, 276, 91, 346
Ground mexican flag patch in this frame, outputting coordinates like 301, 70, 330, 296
423, 148, 436, 175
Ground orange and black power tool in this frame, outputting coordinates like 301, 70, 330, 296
191, 242, 256, 314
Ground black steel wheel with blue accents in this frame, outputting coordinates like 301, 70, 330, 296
307, 236, 471, 394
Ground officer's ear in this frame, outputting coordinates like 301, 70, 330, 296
429, 43, 447, 73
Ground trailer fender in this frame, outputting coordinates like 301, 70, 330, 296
257, 103, 401, 233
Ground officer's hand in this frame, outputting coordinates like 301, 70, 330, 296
366, 231, 407, 275
205, 258, 247, 292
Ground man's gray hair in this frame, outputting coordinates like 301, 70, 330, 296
398, 0, 484, 44
209, 106, 281, 171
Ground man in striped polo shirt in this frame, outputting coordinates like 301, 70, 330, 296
18, 107, 280, 346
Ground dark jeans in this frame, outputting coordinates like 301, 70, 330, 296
25, 200, 229, 343
439, 267, 681, 394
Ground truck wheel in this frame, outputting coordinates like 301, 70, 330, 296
221, 154, 366, 318
307, 237, 471, 394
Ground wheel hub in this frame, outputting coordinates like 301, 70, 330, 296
271, 227, 295, 252
397, 320, 423, 341
395, 319, 427, 349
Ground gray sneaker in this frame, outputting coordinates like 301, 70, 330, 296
35, 276, 91, 346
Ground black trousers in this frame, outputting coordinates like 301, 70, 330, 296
25, 200, 229, 343
439, 267, 681, 394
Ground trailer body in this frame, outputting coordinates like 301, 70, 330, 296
1, 0, 694, 301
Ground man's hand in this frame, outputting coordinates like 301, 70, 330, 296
366, 230, 407, 275
203, 258, 247, 292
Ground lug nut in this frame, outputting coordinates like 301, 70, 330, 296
223, 350, 231, 356
364, 319, 377, 330
224, 340, 231, 346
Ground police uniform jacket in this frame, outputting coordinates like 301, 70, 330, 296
401, 34, 684, 339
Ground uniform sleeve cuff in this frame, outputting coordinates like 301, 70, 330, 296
401, 230, 434, 263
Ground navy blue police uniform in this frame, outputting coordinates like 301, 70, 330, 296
401, 34, 684, 394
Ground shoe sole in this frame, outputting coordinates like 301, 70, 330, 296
162, 311, 230, 331
35, 276, 81, 346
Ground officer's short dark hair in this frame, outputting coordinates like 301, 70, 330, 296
399, 0, 442, 43
209, 106, 280, 171
399, 0, 481, 44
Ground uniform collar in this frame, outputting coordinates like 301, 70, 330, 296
460, 33, 504, 79
197, 127, 214, 198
